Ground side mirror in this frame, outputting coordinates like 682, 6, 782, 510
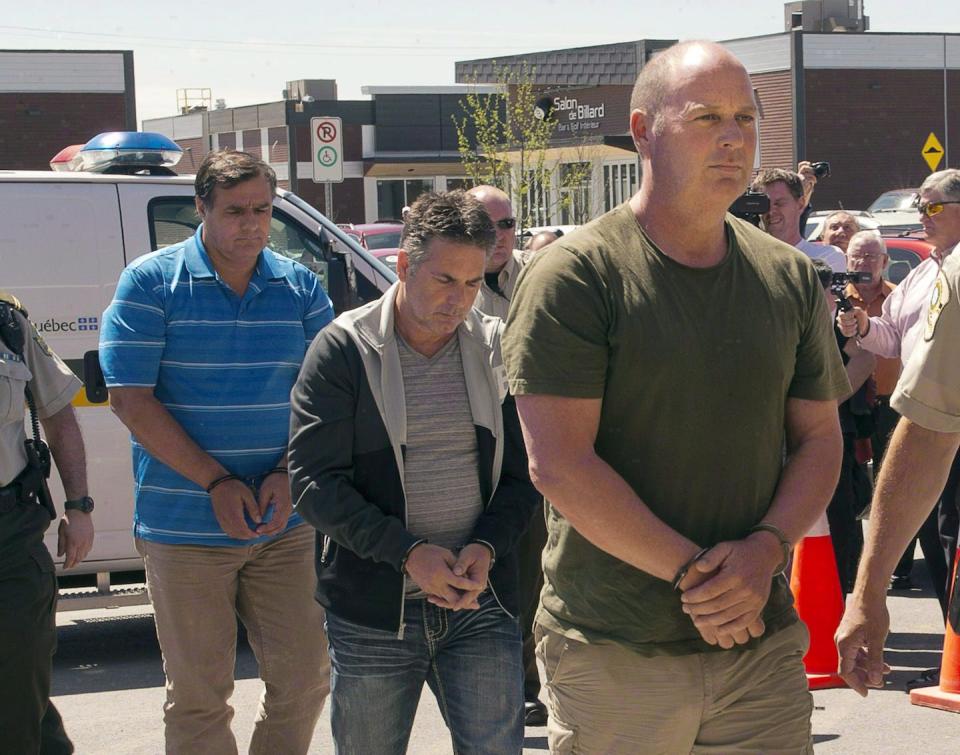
83, 350, 108, 404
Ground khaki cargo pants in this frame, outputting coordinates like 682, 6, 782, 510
536, 620, 814, 754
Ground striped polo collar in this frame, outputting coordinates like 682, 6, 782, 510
182, 225, 286, 282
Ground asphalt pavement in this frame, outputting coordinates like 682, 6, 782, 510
51, 554, 957, 754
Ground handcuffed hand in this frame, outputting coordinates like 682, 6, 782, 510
253, 470, 292, 536
404, 543, 485, 609
427, 543, 494, 611
209, 478, 260, 540
679, 537, 780, 647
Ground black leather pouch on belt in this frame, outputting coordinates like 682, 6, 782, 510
0, 449, 55, 519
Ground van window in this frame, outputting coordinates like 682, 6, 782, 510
149, 198, 200, 249
147, 197, 329, 290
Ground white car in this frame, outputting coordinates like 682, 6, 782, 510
866, 188, 923, 235
804, 210, 878, 241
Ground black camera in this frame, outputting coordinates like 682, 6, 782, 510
811, 161, 831, 179
729, 190, 770, 227
831, 271, 871, 312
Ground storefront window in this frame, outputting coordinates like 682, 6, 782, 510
603, 162, 639, 212
376, 179, 434, 221
523, 169, 550, 228
559, 163, 592, 226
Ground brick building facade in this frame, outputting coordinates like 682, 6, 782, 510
0, 50, 136, 170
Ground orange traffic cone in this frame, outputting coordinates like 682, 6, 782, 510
910, 559, 960, 712
790, 513, 847, 690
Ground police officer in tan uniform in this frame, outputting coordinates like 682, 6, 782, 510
837, 246, 960, 695
1, 292, 94, 753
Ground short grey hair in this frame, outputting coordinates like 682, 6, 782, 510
823, 210, 860, 229
920, 169, 960, 201
401, 191, 496, 272
847, 230, 887, 254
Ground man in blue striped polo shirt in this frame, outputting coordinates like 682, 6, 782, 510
100, 150, 332, 755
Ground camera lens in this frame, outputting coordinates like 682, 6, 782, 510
811, 161, 831, 179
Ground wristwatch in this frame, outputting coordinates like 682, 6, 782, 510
64, 496, 95, 513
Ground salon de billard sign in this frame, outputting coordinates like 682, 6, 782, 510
552, 93, 608, 135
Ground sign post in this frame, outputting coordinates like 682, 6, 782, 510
311, 116, 343, 217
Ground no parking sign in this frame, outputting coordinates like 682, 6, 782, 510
311, 117, 343, 183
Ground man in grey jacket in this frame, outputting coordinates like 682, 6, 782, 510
289, 190, 539, 755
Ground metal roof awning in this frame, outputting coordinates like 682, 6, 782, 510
364, 156, 469, 177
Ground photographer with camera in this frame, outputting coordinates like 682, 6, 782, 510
837, 172, 960, 623
752, 168, 846, 272
810, 260, 875, 592
1, 290, 93, 754
841, 233, 938, 593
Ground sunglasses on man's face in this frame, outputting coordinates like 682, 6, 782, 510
918, 200, 960, 217
495, 217, 516, 230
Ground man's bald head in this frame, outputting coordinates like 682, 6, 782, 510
467, 185, 516, 272
630, 41, 748, 134
524, 230, 561, 252
467, 185, 511, 206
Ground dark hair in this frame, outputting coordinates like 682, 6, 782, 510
751, 168, 804, 201
810, 258, 833, 289
195, 149, 277, 206
401, 191, 496, 271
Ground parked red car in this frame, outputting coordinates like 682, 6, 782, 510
342, 223, 403, 272
343, 223, 403, 252
879, 233, 933, 285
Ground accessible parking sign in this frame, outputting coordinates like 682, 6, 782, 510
311, 116, 344, 183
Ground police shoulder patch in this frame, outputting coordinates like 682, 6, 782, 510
925, 270, 951, 341
31, 325, 53, 356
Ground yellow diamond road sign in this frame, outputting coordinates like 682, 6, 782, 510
923, 132, 944, 172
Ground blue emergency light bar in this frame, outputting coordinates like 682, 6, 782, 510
75, 132, 183, 173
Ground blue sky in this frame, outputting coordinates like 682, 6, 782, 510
3, 1, 957, 123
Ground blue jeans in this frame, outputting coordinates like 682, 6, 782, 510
326, 590, 523, 755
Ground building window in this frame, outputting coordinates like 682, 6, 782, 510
559, 162, 592, 226
522, 169, 550, 228
603, 162, 638, 213
376, 179, 433, 221
444, 178, 472, 191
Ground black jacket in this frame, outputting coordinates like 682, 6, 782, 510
289, 283, 539, 634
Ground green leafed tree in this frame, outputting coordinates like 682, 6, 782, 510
453, 62, 593, 235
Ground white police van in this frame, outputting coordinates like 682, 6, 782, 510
2, 132, 396, 608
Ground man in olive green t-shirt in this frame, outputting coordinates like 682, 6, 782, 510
503, 41, 849, 754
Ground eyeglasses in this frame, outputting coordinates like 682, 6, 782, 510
918, 200, 960, 217
495, 217, 516, 230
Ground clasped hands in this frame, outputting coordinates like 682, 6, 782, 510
209, 472, 292, 540
676, 534, 782, 649
404, 542, 493, 611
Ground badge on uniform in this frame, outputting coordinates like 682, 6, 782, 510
30, 324, 53, 357
925, 270, 951, 341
